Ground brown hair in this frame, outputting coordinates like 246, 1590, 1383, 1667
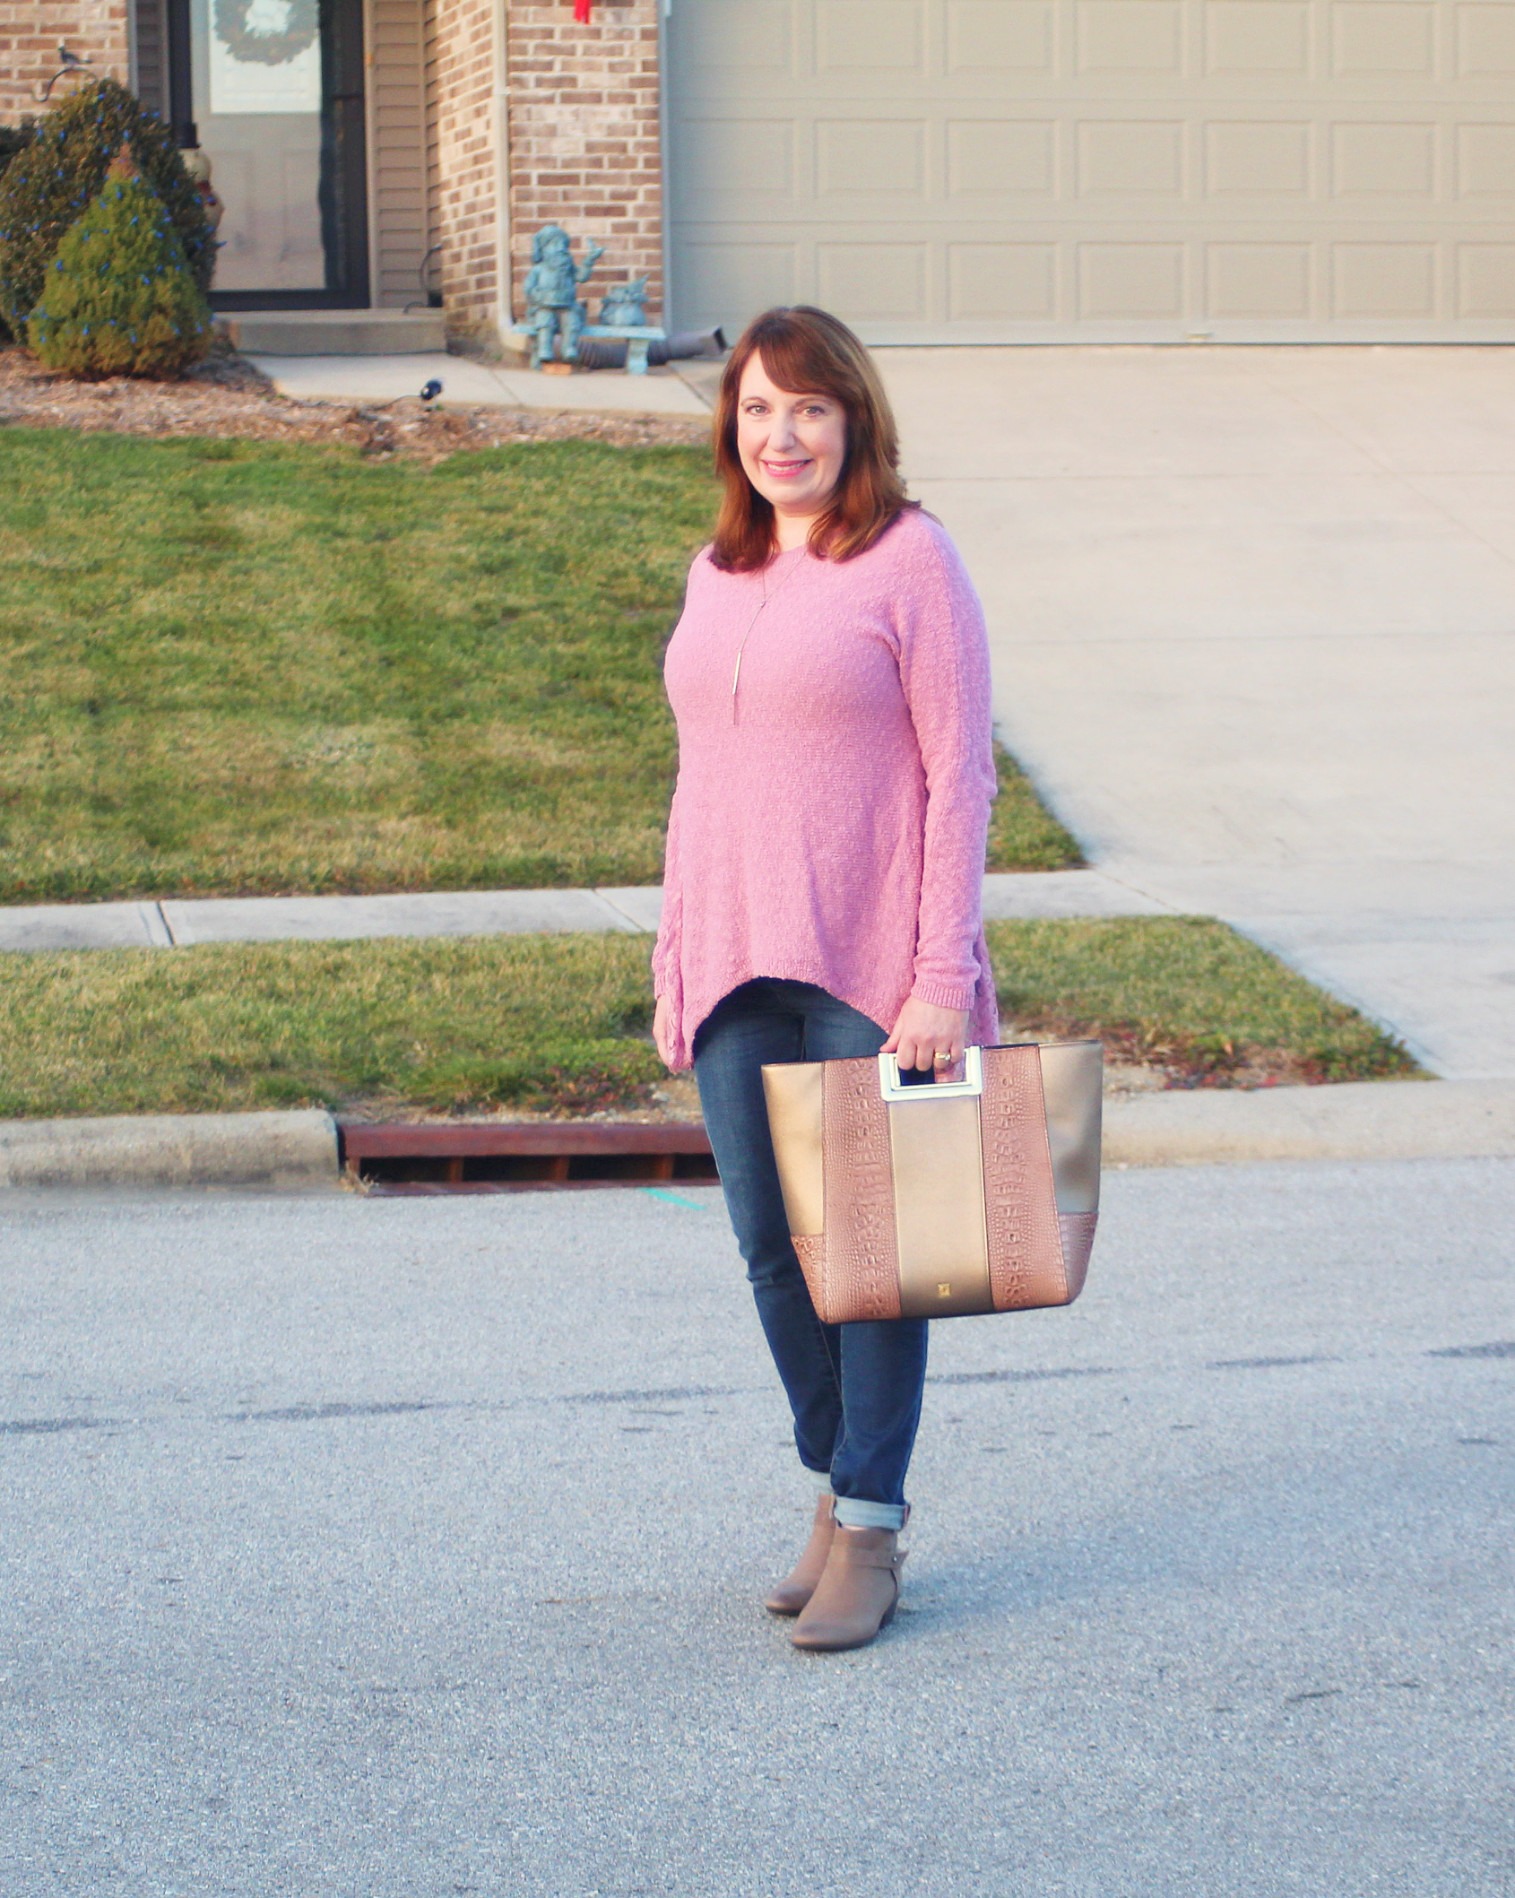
710, 305, 914, 571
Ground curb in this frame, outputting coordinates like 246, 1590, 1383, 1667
0, 1110, 339, 1191
1, 1081, 1512, 1192
1103, 1078, 1515, 1167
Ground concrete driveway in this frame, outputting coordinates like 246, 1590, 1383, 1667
881, 346, 1515, 1080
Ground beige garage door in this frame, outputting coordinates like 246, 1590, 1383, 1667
667, 0, 1515, 341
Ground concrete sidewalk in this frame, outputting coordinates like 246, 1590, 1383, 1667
0, 869, 1171, 953
250, 350, 715, 417
882, 345, 1515, 1082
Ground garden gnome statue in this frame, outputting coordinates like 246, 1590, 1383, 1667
523, 223, 604, 369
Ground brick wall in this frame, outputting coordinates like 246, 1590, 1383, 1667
427, 0, 500, 343
0, 0, 129, 124
3, 0, 668, 349
505, 1, 664, 326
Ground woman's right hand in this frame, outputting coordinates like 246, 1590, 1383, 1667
653, 994, 677, 1070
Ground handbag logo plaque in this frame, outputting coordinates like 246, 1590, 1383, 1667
761, 1042, 1102, 1326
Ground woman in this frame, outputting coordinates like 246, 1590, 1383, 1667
652, 306, 998, 1653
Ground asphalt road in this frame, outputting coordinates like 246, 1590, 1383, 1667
2, 1161, 1511, 1896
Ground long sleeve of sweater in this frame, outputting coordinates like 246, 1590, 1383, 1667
896, 531, 997, 1013
651, 781, 682, 1003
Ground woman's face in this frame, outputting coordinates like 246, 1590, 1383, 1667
735, 354, 848, 525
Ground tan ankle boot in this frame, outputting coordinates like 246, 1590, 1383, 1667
789, 1524, 906, 1652
763, 1492, 836, 1615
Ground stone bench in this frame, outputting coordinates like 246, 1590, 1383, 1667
509, 322, 667, 375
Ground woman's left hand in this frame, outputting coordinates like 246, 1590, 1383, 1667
884, 997, 972, 1076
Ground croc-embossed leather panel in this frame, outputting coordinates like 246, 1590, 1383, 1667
819, 1058, 901, 1323
979, 1045, 1070, 1312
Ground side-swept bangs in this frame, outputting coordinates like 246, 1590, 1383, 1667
710, 305, 914, 571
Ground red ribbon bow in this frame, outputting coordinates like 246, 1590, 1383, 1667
573, 0, 590, 19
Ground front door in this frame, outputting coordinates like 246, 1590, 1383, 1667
169, 0, 369, 306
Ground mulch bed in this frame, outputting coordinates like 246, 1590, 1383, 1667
0, 338, 711, 461
1007, 1014, 1340, 1092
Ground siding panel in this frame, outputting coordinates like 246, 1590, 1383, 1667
369, 0, 430, 307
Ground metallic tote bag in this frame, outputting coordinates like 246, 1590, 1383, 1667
761, 1042, 1102, 1325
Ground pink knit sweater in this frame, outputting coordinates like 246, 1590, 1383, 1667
652, 506, 999, 1071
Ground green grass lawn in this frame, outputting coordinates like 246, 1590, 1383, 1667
0, 918, 1415, 1121
0, 428, 1077, 902
986, 743, 1081, 873
988, 917, 1416, 1086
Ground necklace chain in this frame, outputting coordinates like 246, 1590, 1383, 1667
730, 552, 803, 723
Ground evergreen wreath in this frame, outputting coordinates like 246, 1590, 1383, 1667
213, 0, 319, 66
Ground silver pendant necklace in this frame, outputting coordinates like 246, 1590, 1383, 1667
730, 548, 804, 723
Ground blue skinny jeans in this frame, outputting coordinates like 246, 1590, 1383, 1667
692, 978, 928, 1530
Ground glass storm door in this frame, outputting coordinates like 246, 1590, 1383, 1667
179, 0, 368, 304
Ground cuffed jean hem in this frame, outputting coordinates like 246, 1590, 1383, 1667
833, 1497, 909, 1532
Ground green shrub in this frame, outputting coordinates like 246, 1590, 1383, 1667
27, 149, 211, 379
0, 78, 211, 337
0, 121, 35, 177
0, 120, 36, 338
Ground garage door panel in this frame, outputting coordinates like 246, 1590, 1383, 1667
1076, 1, 1186, 70
1204, 120, 1313, 194
816, 120, 927, 196
949, 241, 1060, 316
679, 0, 796, 70
1331, 4, 1437, 76
1077, 120, 1188, 194
947, 120, 1058, 195
1332, 241, 1438, 313
677, 241, 802, 331
1456, 122, 1515, 194
1457, 242, 1515, 312
1079, 242, 1187, 315
1204, 2, 1312, 75
946, 0, 1056, 71
1456, 3, 1515, 74
669, 0, 1515, 339
1332, 122, 1438, 195
672, 119, 799, 209
817, 242, 930, 318
1207, 240, 1314, 313
815, 0, 925, 69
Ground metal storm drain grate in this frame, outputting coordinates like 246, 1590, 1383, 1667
338, 1120, 719, 1195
